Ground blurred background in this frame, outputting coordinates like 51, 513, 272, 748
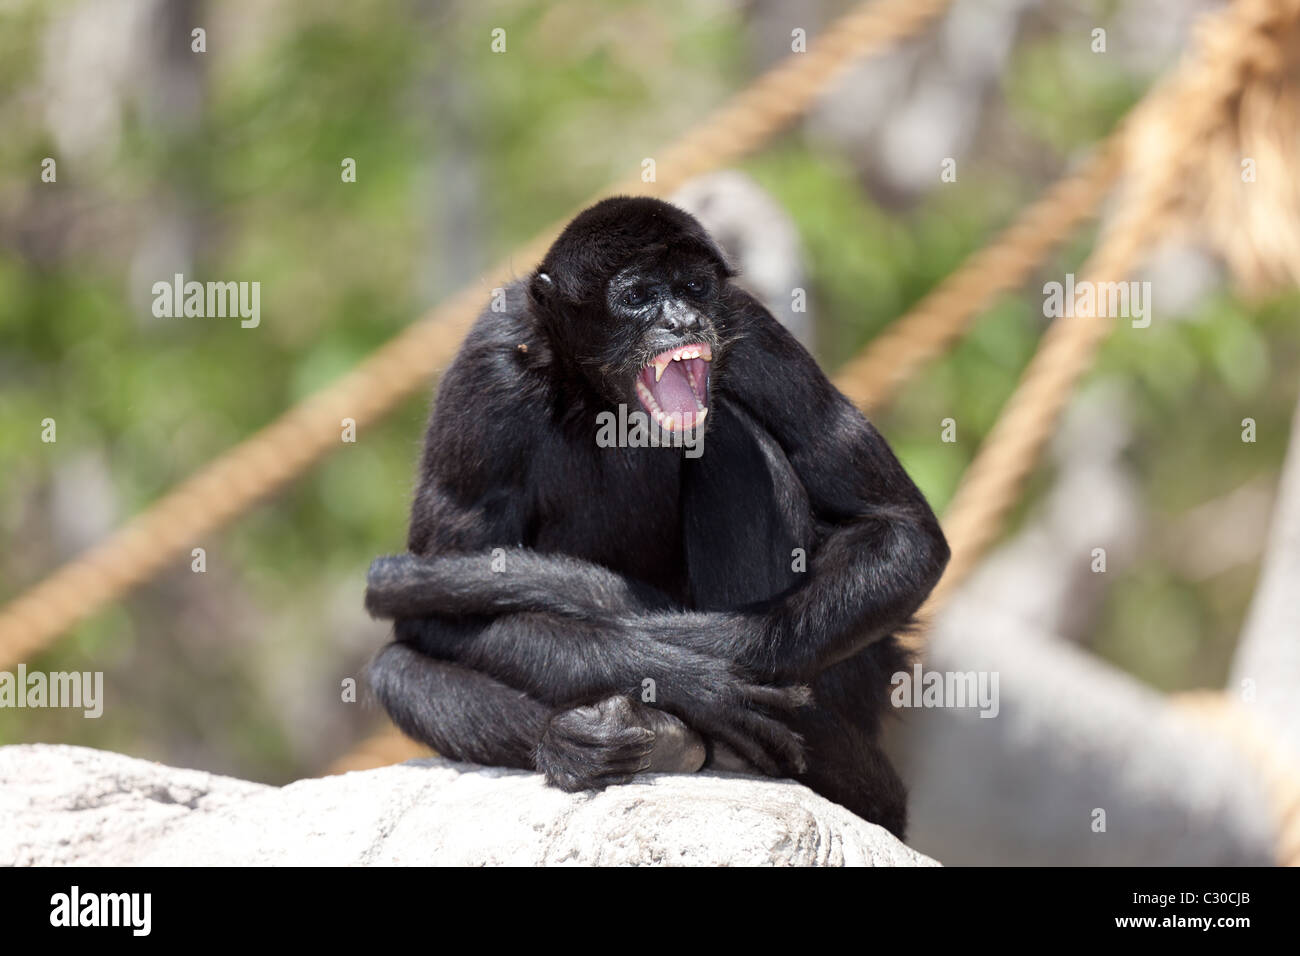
2, 0, 1298, 863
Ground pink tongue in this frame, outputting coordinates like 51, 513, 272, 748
649, 362, 698, 414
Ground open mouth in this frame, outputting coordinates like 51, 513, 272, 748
634, 343, 711, 431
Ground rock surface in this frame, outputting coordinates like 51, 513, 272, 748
0, 744, 936, 866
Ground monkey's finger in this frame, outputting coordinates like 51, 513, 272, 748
700, 720, 784, 777
740, 682, 812, 714
731, 709, 807, 776
557, 723, 655, 750
550, 748, 655, 790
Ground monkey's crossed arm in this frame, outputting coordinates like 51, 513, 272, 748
367, 334, 944, 679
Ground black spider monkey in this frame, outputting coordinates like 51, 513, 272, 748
365, 196, 948, 837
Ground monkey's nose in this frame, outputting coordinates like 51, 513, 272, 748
659, 308, 702, 333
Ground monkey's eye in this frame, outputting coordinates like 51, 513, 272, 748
683, 278, 710, 297
622, 287, 650, 308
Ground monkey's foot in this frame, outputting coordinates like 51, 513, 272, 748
536, 695, 706, 792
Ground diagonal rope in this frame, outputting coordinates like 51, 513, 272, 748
835, 139, 1123, 412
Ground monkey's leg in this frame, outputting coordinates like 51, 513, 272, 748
700, 693, 908, 836
391, 613, 807, 778
370, 643, 705, 789
784, 683, 908, 838
795, 728, 907, 839
369, 642, 548, 768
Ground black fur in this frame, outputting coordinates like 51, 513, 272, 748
366, 197, 949, 837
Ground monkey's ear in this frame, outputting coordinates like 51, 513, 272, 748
528, 270, 557, 307
697, 235, 738, 279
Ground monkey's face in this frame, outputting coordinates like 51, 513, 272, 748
601, 255, 720, 434
530, 197, 733, 435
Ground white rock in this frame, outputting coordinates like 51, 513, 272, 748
0, 744, 936, 867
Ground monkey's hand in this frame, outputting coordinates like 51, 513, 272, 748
536, 694, 706, 791
643, 640, 811, 779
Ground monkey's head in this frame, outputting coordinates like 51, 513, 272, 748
529, 197, 734, 435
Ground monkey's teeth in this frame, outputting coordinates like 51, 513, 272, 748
667, 345, 708, 363
636, 380, 699, 432
636, 380, 659, 410
645, 343, 713, 381
684, 363, 707, 410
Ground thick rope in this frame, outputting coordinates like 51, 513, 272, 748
835, 139, 1124, 412
0, 0, 955, 667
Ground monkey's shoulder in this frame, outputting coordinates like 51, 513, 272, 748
436, 296, 554, 402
